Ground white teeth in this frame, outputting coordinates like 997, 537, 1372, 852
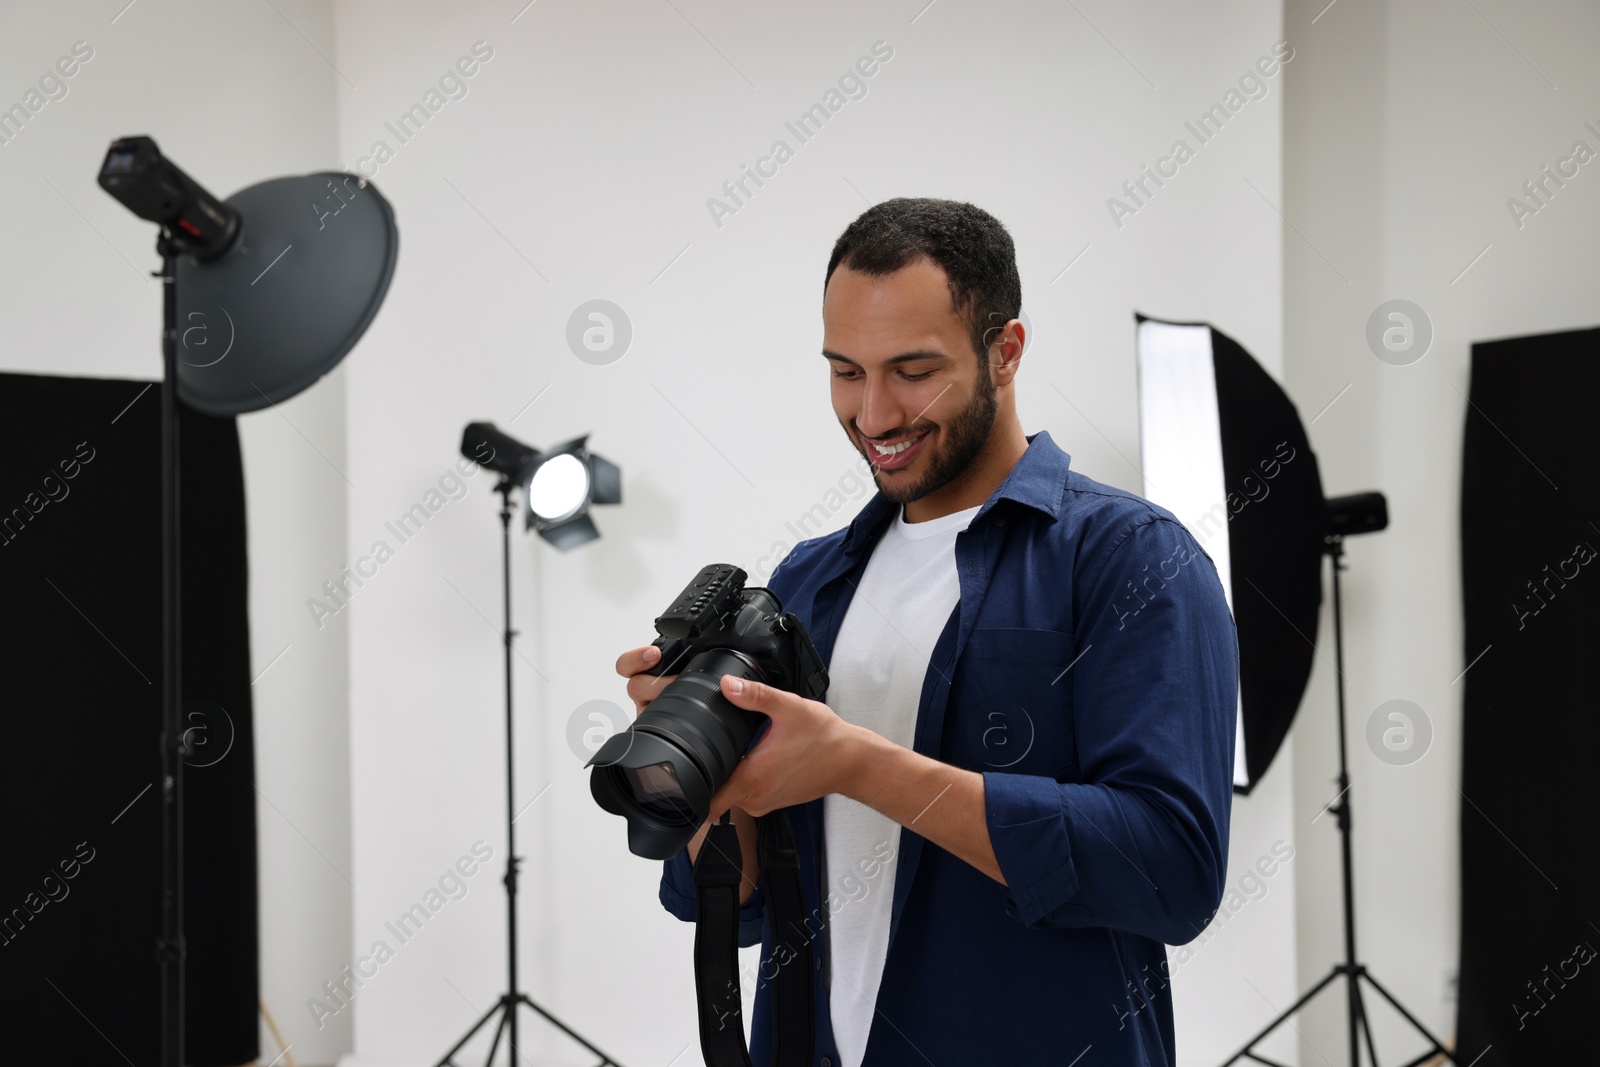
872, 433, 924, 456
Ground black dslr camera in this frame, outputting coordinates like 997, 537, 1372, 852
588, 564, 829, 859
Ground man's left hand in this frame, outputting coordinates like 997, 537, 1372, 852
709, 674, 863, 818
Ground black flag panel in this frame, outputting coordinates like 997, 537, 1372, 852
0, 371, 258, 1065
1457, 326, 1600, 1062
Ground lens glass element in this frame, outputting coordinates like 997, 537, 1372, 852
624, 761, 685, 802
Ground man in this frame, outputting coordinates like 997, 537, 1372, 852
618, 198, 1238, 1065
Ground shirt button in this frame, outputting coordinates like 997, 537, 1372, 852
815, 957, 823, 971
995, 515, 1006, 526
822, 1059, 832, 1067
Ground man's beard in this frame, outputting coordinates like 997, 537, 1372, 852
849, 366, 998, 506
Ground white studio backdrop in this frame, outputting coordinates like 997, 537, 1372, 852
331, 1, 1294, 1065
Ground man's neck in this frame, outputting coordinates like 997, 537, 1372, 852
902, 419, 1030, 523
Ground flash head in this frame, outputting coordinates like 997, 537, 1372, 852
97, 136, 240, 262
461, 421, 538, 480
1325, 492, 1389, 539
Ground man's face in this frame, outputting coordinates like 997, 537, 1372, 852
822, 259, 997, 506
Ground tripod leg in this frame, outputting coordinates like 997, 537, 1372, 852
1359, 972, 1456, 1063
1218, 966, 1344, 1067
517, 994, 628, 1066
1347, 967, 1364, 1067
434, 996, 508, 1067
484, 1005, 509, 1067
1352, 978, 1380, 1067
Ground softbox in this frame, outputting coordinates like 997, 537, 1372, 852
1134, 315, 1325, 792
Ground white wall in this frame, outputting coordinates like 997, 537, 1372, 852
331, 2, 1294, 1064
0, 2, 353, 1063
1284, 1, 1600, 1063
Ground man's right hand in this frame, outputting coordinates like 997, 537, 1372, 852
615, 644, 761, 903
617, 643, 676, 715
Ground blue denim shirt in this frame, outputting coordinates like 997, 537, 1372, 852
659, 431, 1238, 1066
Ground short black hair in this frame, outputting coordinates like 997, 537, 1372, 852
824, 197, 1022, 362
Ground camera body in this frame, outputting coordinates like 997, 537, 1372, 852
589, 564, 829, 859
645, 563, 828, 697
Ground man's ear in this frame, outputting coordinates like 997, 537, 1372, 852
988, 319, 1025, 383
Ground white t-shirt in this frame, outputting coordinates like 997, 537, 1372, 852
822, 501, 980, 1067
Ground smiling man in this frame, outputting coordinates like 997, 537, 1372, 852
623, 198, 1239, 1065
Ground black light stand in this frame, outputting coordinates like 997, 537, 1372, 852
101, 135, 398, 1067
1218, 519, 1456, 1067
156, 240, 187, 1067
433, 478, 625, 1067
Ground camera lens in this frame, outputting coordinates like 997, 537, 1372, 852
588, 648, 767, 859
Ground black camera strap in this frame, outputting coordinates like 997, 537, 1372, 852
693, 812, 814, 1067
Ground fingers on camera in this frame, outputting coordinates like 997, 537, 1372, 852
615, 646, 651, 678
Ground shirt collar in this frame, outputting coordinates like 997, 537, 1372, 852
842, 430, 1073, 555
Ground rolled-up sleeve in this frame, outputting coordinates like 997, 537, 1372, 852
660, 850, 768, 948
983, 515, 1238, 945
